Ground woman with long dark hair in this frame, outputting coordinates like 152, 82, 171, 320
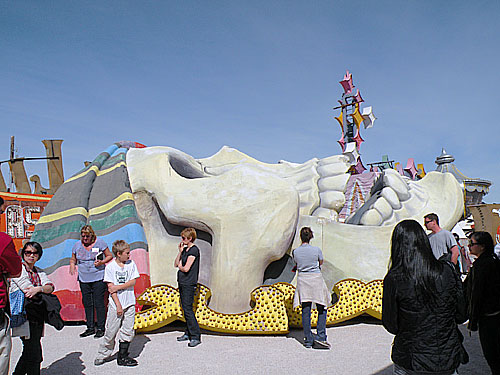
382, 220, 467, 375
464, 231, 500, 375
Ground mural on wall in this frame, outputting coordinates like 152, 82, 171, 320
30, 141, 464, 332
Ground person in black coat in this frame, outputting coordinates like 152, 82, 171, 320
382, 220, 468, 375
464, 231, 500, 375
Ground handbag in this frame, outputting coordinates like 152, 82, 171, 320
9, 289, 27, 328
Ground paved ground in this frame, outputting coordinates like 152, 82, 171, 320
9, 317, 490, 375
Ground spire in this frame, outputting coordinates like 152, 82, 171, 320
435, 148, 455, 166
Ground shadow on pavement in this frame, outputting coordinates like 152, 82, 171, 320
369, 324, 490, 375
130, 334, 151, 359
370, 364, 393, 375
41, 351, 85, 375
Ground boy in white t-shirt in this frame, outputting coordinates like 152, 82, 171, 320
94, 240, 140, 367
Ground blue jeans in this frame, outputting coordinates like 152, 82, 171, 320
302, 302, 327, 345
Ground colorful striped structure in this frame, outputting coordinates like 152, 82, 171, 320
31, 142, 150, 321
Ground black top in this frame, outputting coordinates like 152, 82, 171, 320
382, 262, 468, 374
177, 245, 200, 285
464, 253, 500, 331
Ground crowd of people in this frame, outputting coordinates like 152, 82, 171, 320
0, 191, 205, 374
0, 193, 499, 374
0, 195, 147, 374
383, 214, 500, 375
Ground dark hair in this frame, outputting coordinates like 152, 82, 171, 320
21, 241, 43, 259
389, 220, 442, 303
300, 227, 314, 243
424, 213, 439, 225
471, 231, 494, 255
0, 197, 4, 206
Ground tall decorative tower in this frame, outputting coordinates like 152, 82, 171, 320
334, 71, 376, 173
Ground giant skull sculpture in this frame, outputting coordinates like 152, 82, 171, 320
126, 146, 463, 313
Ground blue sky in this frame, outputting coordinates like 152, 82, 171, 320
1, 1, 499, 203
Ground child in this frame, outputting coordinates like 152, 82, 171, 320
94, 240, 139, 367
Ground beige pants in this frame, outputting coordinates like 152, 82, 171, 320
95, 305, 135, 360
0, 312, 11, 375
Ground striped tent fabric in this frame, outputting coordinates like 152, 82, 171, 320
31, 141, 150, 321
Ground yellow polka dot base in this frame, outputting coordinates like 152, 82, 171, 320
134, 279, 383, 334
273, 279, 383, 328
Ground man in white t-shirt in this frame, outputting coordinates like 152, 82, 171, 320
95, 240, 139, 367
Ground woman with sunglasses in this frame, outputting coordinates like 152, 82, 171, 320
382, 220, 468, 375
69, 225, 112, 338
174, 228, 201, 347
9, 242, 54, 375
464, 231, 500, 375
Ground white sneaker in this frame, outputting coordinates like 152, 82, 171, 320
94, 358, 105, 366
314, 340, 331, 349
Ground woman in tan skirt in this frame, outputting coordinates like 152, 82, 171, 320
292, 227, 331, 349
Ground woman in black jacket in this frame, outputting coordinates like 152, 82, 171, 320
464, 231, 500, 375
382, 220, 467, 375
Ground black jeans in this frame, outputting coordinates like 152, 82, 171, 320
79, 280, 107, 330
178, 283, 200, 340
13, 320, 44, 375
479, 314, 500, 375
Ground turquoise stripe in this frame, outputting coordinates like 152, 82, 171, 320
31, 219, 86, 244
109, 147, 128, 157
88, 205, 137, 231
102, 144, 119, 157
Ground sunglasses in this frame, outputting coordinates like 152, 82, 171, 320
24, 251, 39, 256
424, 220, 432, 224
